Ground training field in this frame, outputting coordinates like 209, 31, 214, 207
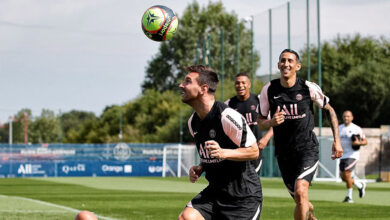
0, 177, 389, 220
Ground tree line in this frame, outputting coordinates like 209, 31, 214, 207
1, 1, 389, 144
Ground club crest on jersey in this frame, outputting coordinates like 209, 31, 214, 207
251, 105, 256, 111
209, 129, 216, 138
296, 94, 303, 101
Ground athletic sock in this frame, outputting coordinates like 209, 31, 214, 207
354, 181, 363, 189
347, 188, 353, 199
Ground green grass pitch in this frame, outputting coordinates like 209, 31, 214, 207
0, 177, 389, 219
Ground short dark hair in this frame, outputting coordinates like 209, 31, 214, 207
279, 49, 300, 63
235, 72, 250, 79
185, 65, 219, 93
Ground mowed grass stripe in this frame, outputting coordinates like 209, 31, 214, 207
0, 194, 118, 220
41, 177, 390, 206
0, 178, 389, 220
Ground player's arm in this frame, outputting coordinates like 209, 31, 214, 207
323, 103, 343, 159
352, 129, 368, 146
205, 140, 258, 161
189, 164, 203, 183
360, 137, 368, 146
210, 108, 259, 161
258, 127, 273, 150
307, 81, 343, 159
258, 106, 285, 129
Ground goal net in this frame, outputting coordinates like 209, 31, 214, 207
162, 144, 197, 177
315, 136, 366, 182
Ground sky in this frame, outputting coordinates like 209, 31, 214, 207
0, 0, 389, 123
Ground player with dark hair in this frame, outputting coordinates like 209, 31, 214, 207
257, 49, 343, 220
225, 72, 273, 174
339, 110, 368, 203
178, 65, 262, 220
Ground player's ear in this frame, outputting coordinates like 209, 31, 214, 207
200, 84, 208, 94
296, 62, 302, 71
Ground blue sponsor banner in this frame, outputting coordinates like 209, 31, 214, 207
0, 162, 54, 177
0, 160, 166, 177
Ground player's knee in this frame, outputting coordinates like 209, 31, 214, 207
178, 208, 199, 220
294, 187, 308, 203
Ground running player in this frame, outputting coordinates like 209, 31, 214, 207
339, 110, 368, 203
257, 49, 343, 220
178, 65, 262, 220
225, 72, 273, 174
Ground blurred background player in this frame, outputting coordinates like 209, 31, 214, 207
339, 110, 368, 203
178, 65, 262, 220
74, 210, 97, 220
257, 49, 343, 220
225, 72, 273, 174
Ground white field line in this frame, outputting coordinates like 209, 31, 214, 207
0, 194, 118, 220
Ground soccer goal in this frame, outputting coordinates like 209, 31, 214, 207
314, 136, 340, 181
315, 136, 367, 182
162, 144, 197, 177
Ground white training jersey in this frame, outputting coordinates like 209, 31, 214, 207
339, 123, 365, 160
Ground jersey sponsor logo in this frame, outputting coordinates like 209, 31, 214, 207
197, 142, 224, 164
251, 105, 256, 110
209, 129, 216, 138
281, 104, 307, 120
245, 113, 253, 124
198, 142, 212, 159
200, 158, 223, 163
226, 115, 242, 130
296, 94, 303, 101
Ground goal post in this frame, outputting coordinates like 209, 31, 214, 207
162, 144, 197, 178
315, 136, 341, 182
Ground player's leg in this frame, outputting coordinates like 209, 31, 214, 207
340, 158, 358, 202
178, 207, 205, 220
179, 189, 213, 220
293, 150, 319, 220
294, 179, 310, 220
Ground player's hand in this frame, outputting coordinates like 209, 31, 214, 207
189, 165, 203, 183
205, 140, 225, 159
271, 106, 285, 127
257, 139, 267, 150
331, 139, 343, 160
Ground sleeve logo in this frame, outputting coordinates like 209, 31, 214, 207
226, 115, 242, 130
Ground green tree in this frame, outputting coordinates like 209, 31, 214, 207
29, 109, 59, 143
299, 35, 390, 127
142, 1, 260, 92
60, 110, 97, 143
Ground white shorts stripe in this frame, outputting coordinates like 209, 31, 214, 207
298, 160, 319, 180
255, 159, 263, 173
345, 159, 358, 171
251, 204, 261, 220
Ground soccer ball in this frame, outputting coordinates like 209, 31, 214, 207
141, 5, 178, 41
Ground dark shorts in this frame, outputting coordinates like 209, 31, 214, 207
339, 158, 358, 172
187, 187, 262, 220
251, 151, 264, 175
277, 148, 319, 197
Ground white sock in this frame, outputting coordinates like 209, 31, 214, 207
354, 181, 363, 189
347, 188, 353, 198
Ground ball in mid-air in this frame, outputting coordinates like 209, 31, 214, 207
141, 5, 178, 41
